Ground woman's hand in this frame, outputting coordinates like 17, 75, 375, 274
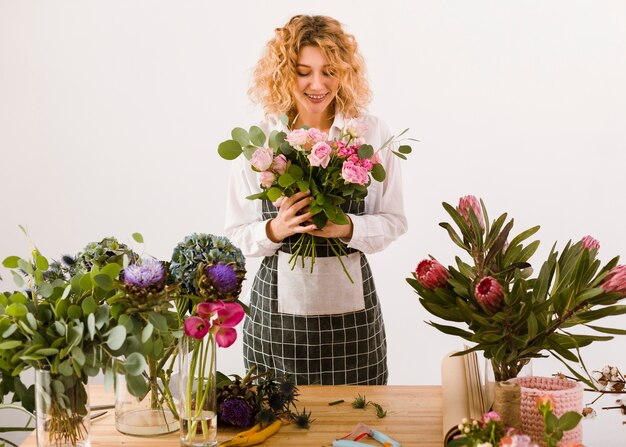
266, 191, 317, 242
306, 218, 353, 240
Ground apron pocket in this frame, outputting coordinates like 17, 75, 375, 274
276, 251, 364, 316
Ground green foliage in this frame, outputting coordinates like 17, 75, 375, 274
409, 199, 626, 383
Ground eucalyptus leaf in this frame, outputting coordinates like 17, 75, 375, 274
371, 163, 386, 182
124, 352, 147, 376
5, 303, 28, 317
106, 325, 127, 350
35, 255, 49, 271
357, 144, 374, 159
2, 256, 20, 268
249, 126, 266, 146
141, 322, 154, 343
218, 139, 243, 160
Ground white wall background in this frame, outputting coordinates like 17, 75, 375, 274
1, 1, 625, 445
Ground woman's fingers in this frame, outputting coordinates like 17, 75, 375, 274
281, 190, 310, 210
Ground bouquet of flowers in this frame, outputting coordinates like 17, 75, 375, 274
449, 403, 583, 447
0, 232, 152, 445
408, 196, 626, 382
218, 115, 413, 281
168, 233, 247, 446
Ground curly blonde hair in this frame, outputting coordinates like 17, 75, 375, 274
248, 15, 371, 122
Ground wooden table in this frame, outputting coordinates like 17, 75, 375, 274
20, 385, 443, 447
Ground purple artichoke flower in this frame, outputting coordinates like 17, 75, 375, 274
206, 263, 238, 294
220, 398, 253, 427
124, 257, 165, 288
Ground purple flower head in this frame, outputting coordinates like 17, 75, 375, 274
220, 398, 253, 427
124, 258, 165, 289
206, 263, 238, 294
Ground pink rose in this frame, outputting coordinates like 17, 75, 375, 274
457, 195, 485, 231
341, 160, 369, 185
308, 141, 333, 168
285, 128, 309, 147
601, 265, 626, 294
475, 276, 504, 314
258, 171, 276, 188
581, 235, 600, 252
250, 147, 273, 171
345, 118, 367, 138
307, 128, 328, 143
271, 154, 289, 175
415, 259, 449, 290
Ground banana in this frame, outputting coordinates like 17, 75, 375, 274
221, 420, 282, 446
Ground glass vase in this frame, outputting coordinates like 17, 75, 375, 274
178, 334, 218, 447
115, 365, 179, 436
35, 369, 91, 447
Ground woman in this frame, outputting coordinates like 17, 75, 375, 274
225, 15, 407, 385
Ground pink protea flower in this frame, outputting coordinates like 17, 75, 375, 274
184, 316, 210, 340
475, 276, 504, 314
457, 195, 485, 231
581, 235, 600, 252
415, 259, 449, 290
601, 265, 626, 294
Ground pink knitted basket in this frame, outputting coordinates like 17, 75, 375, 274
511, 376, 583, 447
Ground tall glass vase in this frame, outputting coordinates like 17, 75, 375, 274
115, 364, 179, 436
178, 334, 217, 447
35, 369, 91, 447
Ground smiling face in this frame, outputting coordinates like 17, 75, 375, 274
292, 45, 339, 128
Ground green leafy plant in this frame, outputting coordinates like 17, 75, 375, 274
408, 196, 626, 383
0, 232, 176, 442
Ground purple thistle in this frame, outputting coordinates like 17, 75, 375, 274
220, 398, 253, 427
206, 263, 238, 294
124, 258, 165, 288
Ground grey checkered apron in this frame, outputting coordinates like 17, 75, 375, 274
242, 199, 388, 385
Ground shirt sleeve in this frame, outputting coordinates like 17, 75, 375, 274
343, 118, 408, 254
224, 153, 283, 258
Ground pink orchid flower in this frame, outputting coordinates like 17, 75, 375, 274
184, 316, 210, 340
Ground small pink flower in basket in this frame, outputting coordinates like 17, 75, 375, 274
286, 128, 309, 147
499, 434, 538, 447
601, 265, 626, 294
581, 235, 600, 252
475, 276, 504, 314
271, 154, 289, 175
251, 147, 274, 171
308, 141, 333, 168
536, 394, 556, 412
457, 195, 485, 231
415, 259, 449, 290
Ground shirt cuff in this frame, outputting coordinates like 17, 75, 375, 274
254, 219, 283, 253
342, 214, 368, 252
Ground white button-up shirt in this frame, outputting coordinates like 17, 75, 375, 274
224, 113, 408, 257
